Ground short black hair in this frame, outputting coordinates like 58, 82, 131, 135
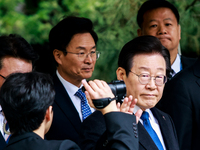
118, 35, 171, 77
137, 0, 180, 28
0, 34, 38, 70
0, 72, 55, 135
49, 16, 98, 53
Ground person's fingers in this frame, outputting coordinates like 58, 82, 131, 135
85, 91, 95, 108
82, 80, 95, 96
135, 109, 143, 123
120, 97, 128, 112
128, 98, 137, 114
116, 102, 121, 111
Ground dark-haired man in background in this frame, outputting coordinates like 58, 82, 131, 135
137, 0, 196, 78
45, 16, 100, 144
0, 34, 38, 150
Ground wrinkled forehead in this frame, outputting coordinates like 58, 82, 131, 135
131, 53, 166, 72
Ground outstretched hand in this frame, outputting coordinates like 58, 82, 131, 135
117, 96, 142, 123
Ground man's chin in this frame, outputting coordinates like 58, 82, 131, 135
160, 40, 171, 48
82, 73, 93, 79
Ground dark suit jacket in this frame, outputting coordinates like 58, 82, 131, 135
0, 133, 6, 150
80, 108, 179, 150
4, 112, 139, 150
45, 75, 82, 144
4, 132, 80, 150
156, 57, 200, 150
180, 55, 197, 69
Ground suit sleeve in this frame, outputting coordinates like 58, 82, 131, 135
80, 111, 107, 150
104, 112, 138, 150
59, 140, 81, 150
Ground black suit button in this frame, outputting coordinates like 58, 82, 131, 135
133, 126, 137, 131
103, 140, 108, 147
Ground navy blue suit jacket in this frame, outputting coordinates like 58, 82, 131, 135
4, 132, 80, 150
45, 74, 82, 144
157, 57, 200, 150
5, 112, 139, 150
81, 108, 179, 150
180, 55, 197, 70
0, 133, 6, 150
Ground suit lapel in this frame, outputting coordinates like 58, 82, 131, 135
138, 122, 159, 150
0, 133, 6, 150
53, 75, 81, 133
192, 58, 200, 87
151, 108, 176, 150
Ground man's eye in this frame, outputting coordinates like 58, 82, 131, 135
150, 24, 157, 28
91, 51, 96, 54
141, 74, 149, 77
156, 76, 163, 79
79, 52, 85, 56
165, 23, 172, 26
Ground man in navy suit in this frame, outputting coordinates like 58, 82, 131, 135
0, 34, 38, 150
1, 72, 142, 150
137, 0, 196, 78
157, 56, 200, 150
81, 36, 179, 150
45, 16, 100, 144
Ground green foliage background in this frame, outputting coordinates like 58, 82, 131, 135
0, 0, 199, 81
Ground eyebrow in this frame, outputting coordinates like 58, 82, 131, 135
163, 18, 173, 21
76, 46, 96, 50
149, 18, 173, 23
138, 67, 165, 72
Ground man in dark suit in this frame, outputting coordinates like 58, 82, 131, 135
137, 0, 196, 78
0, 72, 142, 150
45, 16, 100, 144
0, 34, 38, 150
80, 36, 179, 150
156, 57, 200, 150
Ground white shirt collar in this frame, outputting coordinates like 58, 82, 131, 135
56, 70, 81, 96
133, 105, 158, 124
171, 54, 181, 76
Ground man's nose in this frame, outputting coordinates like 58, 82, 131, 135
158, 25, 167, 35
146, 77, 157, 89
84, 53, 93, 63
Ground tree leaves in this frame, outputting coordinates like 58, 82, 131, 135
0, 0, 199, 81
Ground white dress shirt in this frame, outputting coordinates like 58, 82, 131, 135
171, 54, 182, 77
134, 105, 166, 150
56, 70, 95, 122
0, 106, 4, 138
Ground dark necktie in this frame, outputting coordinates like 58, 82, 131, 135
168, 69, 175, 81
141, 111, 164, 150
75, 88, 92, 120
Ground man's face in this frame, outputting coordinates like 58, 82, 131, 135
118, 53, 166, 111
55, 32, 96, 87
138, 7, 180, 54
0, 56, 32, 87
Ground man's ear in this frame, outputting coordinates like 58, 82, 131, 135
53, 49, 63, 65
45, 106, 53, 122
116, 67, 126, 80
137, 28, 142, 36
178, 24, 181, 40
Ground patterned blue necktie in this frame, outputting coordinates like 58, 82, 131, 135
141, 111, 164, 150
75, 88, 92, 120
